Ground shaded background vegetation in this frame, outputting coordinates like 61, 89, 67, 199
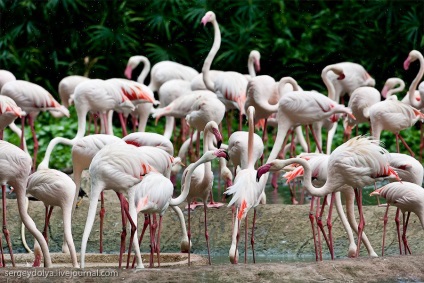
1, 0, 424, 169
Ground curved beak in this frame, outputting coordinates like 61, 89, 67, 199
256, 163, 271, 182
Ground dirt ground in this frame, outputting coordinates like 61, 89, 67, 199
1, 185, 424, 282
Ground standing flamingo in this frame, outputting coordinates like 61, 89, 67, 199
225, 106, 267, 264
257, 136, 400, 258
369, 95, 424, 157
26, 169, 79, 268
327, 62, 376, 103
371, 182, 424, 255
343, 86, 381, 139
201, 11, 250, 131
38, 79, 155, 169
403, 50, 424, 109
0, 140, 51, 267
80, 142, 156, 269
1, 80, 70, 169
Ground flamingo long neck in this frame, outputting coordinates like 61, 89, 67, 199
202, 18, 221, 92
279, 158, 333, 197
248, 57, 256, 77
408, 53, 424, 108
136, 56, 151, 84
247, 109, 255, 169
387, 80, 405, 98
277, 77, 300, 94
170, 155, 212, 206
266, 115, 291, 163
203, 126, 213, 177
321, 66, 338, 102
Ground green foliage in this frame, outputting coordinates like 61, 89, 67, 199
1, 0, 424, 169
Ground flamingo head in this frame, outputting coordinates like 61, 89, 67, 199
381, 85, 389, 99
124, 66, 133, 79
256, 163, 272, 181
404, 50, 421, 70
330, 104, 356, 121
250, 50, 261, 73
213, 148, 229, 161
201, 11, 215, 26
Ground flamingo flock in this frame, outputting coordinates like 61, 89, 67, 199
1, 10, 424, 270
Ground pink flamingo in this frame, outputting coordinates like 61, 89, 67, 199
257, 136, 400, 258
379, 153, 424, 256
201, 11, 250, 131
0, 140, 51, 267
38, 79, 155, 169
80, 142, 156, 269
225, 106, 266, 264
1, 80, 70, 169
26, 169, 79, 268
371, 181, 424, 255
343, 86, 381, 139
58, 75, 90, 108
0, 95, 25, 139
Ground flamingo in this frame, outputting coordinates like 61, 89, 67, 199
343, 86, 381, 139
186, 94, 226, 159
371, 182, 424, 255
71, 134, 123, 253
0, 95, 25, 139
369, 95, 424, 157
245, 76, 302, 144
80, 142, 156, 269
190, 50, 260, 91
0, 70, 16, 90
179, 121, 223, 263
26, 169, 79, 268
379, 153, 424, 256
283, 153, 378, 259
257, 136, 401, 258
38, 79, 155, 169
201, 11, 249, 131
124, 55, 199, 92
123, 132, 174, 155
225, 106, 266, 264
403, 50, 424, 109
327, 62, 376, 103
0, 140, 51, 267
0, 80, 70, 169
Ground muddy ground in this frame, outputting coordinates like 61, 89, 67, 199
1, 184, 424, 282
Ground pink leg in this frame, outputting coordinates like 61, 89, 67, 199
398, 134, 415, 157
309, 196, 319, 261
119, 194, 138, 269
271, 173, 279, 191
315, 197, 323, 261
289, 181, 299, 205
203, 203, 211, 265
43, 206, 54, 244
99, 191, 105, 253
326, 193, 335, 260
116, 192, 127, 268
309, 125, 323, 153
234, 212, 241, 265
118, 113, 128, 137
132, 214, 150, 268
187, 201, 191, 266
395, 208, 402, 255
2, 185, 14, 267
354, 188, 365, 257
402, 212, 412, 255
316, 195, 331, 258
0, 231, 3, 267
381, 204, 390, 256
244, 215, 248, 264
156, 215, 163, 267
149, 215, 154, 267
28, 115, 38, 171
251, 209, 257, 263
395, 134, 400, 153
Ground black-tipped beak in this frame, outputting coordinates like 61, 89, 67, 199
217, 140, 222, 149
256, 163, 271, 182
